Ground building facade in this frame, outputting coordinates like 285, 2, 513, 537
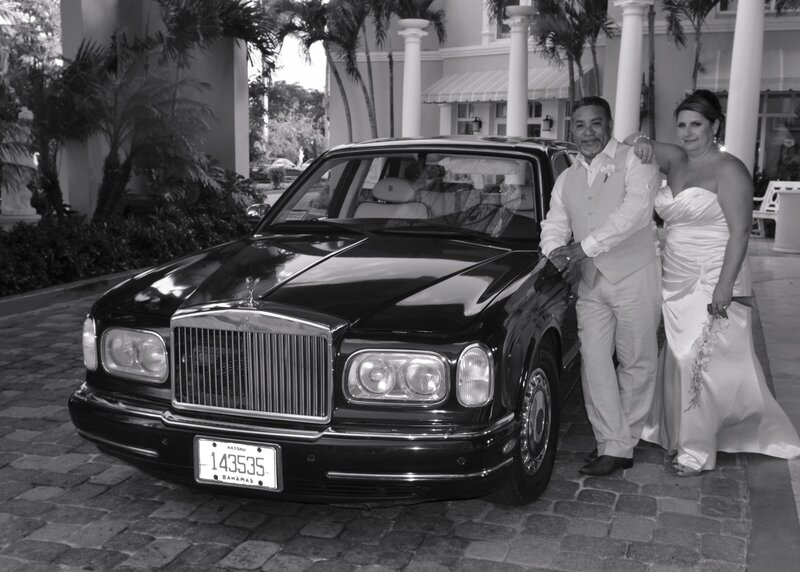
327, 0, 800, 183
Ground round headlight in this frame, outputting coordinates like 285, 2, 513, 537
140, 338, 167, 376
101, 328, 167, 383
109, 336, 137, 368
358, 358, 395, 394
404, 359, 444, 396
346, 351, 448, 403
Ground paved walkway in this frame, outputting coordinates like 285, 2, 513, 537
0, 237, 797, 571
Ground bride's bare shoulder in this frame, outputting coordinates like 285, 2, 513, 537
716, 151, 753, 194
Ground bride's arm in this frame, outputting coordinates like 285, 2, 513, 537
711, 157, 754, 316
622, 133, 684, 178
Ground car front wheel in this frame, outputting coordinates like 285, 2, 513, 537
494, 342, 559, 505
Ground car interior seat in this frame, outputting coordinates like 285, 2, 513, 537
353, 177, 431, 219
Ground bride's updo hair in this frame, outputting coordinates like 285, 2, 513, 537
675, 89, 725, 140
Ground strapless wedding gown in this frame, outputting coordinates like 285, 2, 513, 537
641, 186, 800, 471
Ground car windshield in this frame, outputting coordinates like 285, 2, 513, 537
263, 150, 542, 242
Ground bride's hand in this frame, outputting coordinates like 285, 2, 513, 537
633, 135, 656, 164
709, 283, 733, 318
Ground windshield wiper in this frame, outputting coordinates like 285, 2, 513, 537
266, 219, 374, 237
374, 223, 508, 245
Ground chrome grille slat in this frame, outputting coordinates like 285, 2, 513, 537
171, 310, 332, 423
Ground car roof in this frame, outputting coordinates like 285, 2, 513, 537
326, 135, 577, 156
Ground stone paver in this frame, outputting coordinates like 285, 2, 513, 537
1, 242, 794, 571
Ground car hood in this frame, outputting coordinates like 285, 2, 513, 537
100, 231, 539, 333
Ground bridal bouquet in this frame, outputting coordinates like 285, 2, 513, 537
686, 295, 756, 411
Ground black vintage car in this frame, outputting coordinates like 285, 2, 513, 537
70, 136, 581, 505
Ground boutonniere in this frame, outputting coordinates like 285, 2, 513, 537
599, 163, 616, 183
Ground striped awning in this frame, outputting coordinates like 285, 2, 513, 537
422, 66, 589, 103
698, 49, 800, 92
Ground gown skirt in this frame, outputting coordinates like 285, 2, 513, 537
641, 187, 800, 471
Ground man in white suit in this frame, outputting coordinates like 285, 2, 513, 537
540, 96, 662, 476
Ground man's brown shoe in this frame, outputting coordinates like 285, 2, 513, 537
579, 455, 633, 476
583, 448, 598, 463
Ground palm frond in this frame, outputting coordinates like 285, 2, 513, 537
661, 0, 689, 47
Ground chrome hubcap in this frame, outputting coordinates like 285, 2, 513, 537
520, 368, 551, 475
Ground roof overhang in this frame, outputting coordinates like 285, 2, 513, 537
422, 66, 593, 103
697, 49, 800, 92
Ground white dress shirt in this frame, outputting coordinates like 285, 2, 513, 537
540, 138, 660, 258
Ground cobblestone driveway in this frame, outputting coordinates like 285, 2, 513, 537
0, 296, 751, 571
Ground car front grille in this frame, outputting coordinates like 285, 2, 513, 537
171, 309, 333, 423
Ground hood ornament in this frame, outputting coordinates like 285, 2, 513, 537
241, 276, 261, 308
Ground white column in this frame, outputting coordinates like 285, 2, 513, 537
398, 19, 429, 137
725, 2, 764, 174
505, 6, 535, 138
438, 103, 453, 135
612, 0, 654, 140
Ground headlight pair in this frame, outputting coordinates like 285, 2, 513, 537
345, 344, 493, 407
83, 317, 167, 382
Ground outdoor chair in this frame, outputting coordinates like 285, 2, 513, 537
752, 181, 800, 237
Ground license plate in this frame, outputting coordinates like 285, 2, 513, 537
194, 437, 281, 491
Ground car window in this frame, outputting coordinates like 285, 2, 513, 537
268, 151, 543, 241
552, 151, 572, 178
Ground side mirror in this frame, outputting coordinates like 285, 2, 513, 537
245, 202, 270, 224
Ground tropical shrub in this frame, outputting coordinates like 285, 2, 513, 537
0, 211, 254, 297
267, 165, 285, 189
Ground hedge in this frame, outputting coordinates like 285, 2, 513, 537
0, 213, 253, 297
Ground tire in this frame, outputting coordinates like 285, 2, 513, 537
493, 341, 560, 505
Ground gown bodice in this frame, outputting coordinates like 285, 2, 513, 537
655, 186, 727, 232
656, 186, 732, 301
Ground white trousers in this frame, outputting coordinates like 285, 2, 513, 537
576, 257, 662, 458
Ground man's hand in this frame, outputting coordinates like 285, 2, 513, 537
549, 243, 587, 272
549, 244, 587, 285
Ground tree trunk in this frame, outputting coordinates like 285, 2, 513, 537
567, 54, 577, 121
355, 68, 378, 139
361, 22, 378, 135
589, 42, 600, 96
388, 36, 395, 138
647, 5, 656, 139
575, 60, 585, 100
325, 45, 353, 143
36, 136, 64, 218
93, 152, 133, 222
692, 20, 702, 90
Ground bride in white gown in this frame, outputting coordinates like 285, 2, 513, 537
627, 90, 800, 475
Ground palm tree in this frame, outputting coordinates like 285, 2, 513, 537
486, 0, 589, 113
393, 0, 446, 43
531, 1, 590, 112
369, 0, 397, 136
15, 61, 94, 216
0, 81, 35, 203
328, 0, 379, 139
577, 0, 617, 96
646, 4, 656, 138
156, 0, 278, 70
273, 0, 355, 143
368, 0, 446, 138
661, 0, 721, 90
63, 39, 214, 221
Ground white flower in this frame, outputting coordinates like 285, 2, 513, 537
686, 315, 729, 411
599, 163, 616, 182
